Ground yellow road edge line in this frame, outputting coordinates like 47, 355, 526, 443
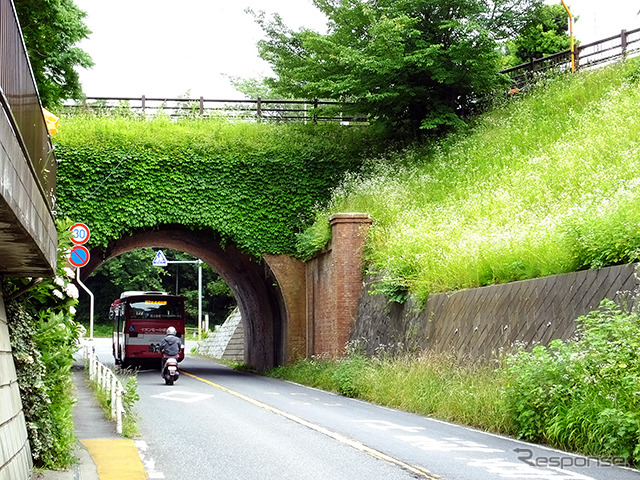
182, 370, 441, 480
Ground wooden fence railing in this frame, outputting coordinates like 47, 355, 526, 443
65, 28, 639, 122
501, 28, 640, 87
64, 96, 368, 124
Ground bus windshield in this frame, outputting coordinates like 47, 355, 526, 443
128, 298, 183, 320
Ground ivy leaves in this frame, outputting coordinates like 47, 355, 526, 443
54, 117, 372, 257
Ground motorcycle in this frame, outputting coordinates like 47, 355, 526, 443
150, 343, 180, 385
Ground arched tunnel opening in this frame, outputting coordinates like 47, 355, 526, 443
76, 225, 287, 371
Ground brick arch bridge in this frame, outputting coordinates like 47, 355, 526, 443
79, 216, 372, 370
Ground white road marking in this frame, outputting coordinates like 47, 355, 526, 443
150, 390, 214, 403
135, 440, 166, 479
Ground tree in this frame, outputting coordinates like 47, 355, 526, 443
13, 0, 93, 108
502, 3, 572, 67
251, 0, 543, 136
77, 249, 236, 327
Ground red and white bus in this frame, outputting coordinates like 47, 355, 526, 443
110, 291, 186, 366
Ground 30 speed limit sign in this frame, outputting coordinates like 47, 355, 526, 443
70, 223, 90, 245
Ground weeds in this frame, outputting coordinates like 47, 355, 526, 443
270, 291, 640, 465
87, 366, 140, 438
503, 298, 640, 463
300, 58, 640, 302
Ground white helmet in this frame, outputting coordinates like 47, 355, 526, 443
166, 326, 177, 336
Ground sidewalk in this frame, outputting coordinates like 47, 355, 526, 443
34, 363, 147, 480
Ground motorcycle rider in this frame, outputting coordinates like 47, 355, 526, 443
159, 326, 182, 374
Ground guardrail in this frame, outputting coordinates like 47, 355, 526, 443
502, 28, 640, 87
63, 96, 369, 124
0, 0, 56, 209
84, 343, 125, 434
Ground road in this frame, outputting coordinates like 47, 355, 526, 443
87, 338, 640, 480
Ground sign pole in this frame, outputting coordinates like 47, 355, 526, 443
198, 260, 202, 342
76, 268, 95, 340
153, 251, 203, 339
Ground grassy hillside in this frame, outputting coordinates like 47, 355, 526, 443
305, 59, 640, 303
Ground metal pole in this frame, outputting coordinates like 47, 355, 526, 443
198, 260, 202, 341
76, 268, 95, 339
561, 0, 575, 72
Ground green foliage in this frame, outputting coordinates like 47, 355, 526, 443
252, 0, 542, 136
268, 350, 509, 433
3, 220, 81, 468
502, 3, 572, 68
295, 213, 331, 261
300, 58, 640, 302
53, 116, 375, 258
503, 298, 640, 463
14, 0, 93, 108
88, 371, 140, 438
331, 355, 370, 398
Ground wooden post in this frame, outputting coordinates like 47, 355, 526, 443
257, 97, 262, 120
313, 98, 318, 124
141, 95, 146, 115
199, 96, 204, 116
621, 29, 628, 59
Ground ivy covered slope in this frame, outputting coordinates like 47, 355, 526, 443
54, 117, 376, 256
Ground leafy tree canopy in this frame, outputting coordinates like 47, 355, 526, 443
503, 3, 572, 67
251, 0, 543, 136
14, 0, 93, 108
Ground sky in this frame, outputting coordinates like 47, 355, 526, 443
73, 0, 640, 100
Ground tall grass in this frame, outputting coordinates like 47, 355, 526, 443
268, 351, 511, 434
309, 59, 640, 302
269, 294, 640, 464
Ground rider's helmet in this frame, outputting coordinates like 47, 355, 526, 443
166, 326, 177, 336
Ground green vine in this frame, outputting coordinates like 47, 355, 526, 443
54, 116, 377, 256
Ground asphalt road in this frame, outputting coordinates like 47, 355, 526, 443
88, 338, 640, 480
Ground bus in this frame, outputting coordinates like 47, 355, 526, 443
110, 291, 186, 366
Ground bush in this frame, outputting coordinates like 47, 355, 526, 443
503, 298, 640, 463
3, 220, 81, 468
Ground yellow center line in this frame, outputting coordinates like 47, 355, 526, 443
182, 370, 440, 479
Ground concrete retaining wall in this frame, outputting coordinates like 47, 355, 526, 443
196, 308, 244, 361
352, 263, 639, 359
0, 294, 32, 480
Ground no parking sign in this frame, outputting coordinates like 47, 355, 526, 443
69, 245, 90, 268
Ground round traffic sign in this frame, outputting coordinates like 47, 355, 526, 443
70, 223, 90, 245
69, 245, 90, 268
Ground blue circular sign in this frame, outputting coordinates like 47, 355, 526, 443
69, 245, 90, 267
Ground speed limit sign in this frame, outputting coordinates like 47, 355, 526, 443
70, 223, 90, 245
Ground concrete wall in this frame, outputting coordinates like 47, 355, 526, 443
0, 294, 32, 480
352, 263, 639, 359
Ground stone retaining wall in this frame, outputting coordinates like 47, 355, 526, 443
0, 295, 32, 480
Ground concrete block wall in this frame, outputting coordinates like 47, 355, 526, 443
0, 294, 32, 480
352, 263, 639, 360
195, 308, 245, 361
